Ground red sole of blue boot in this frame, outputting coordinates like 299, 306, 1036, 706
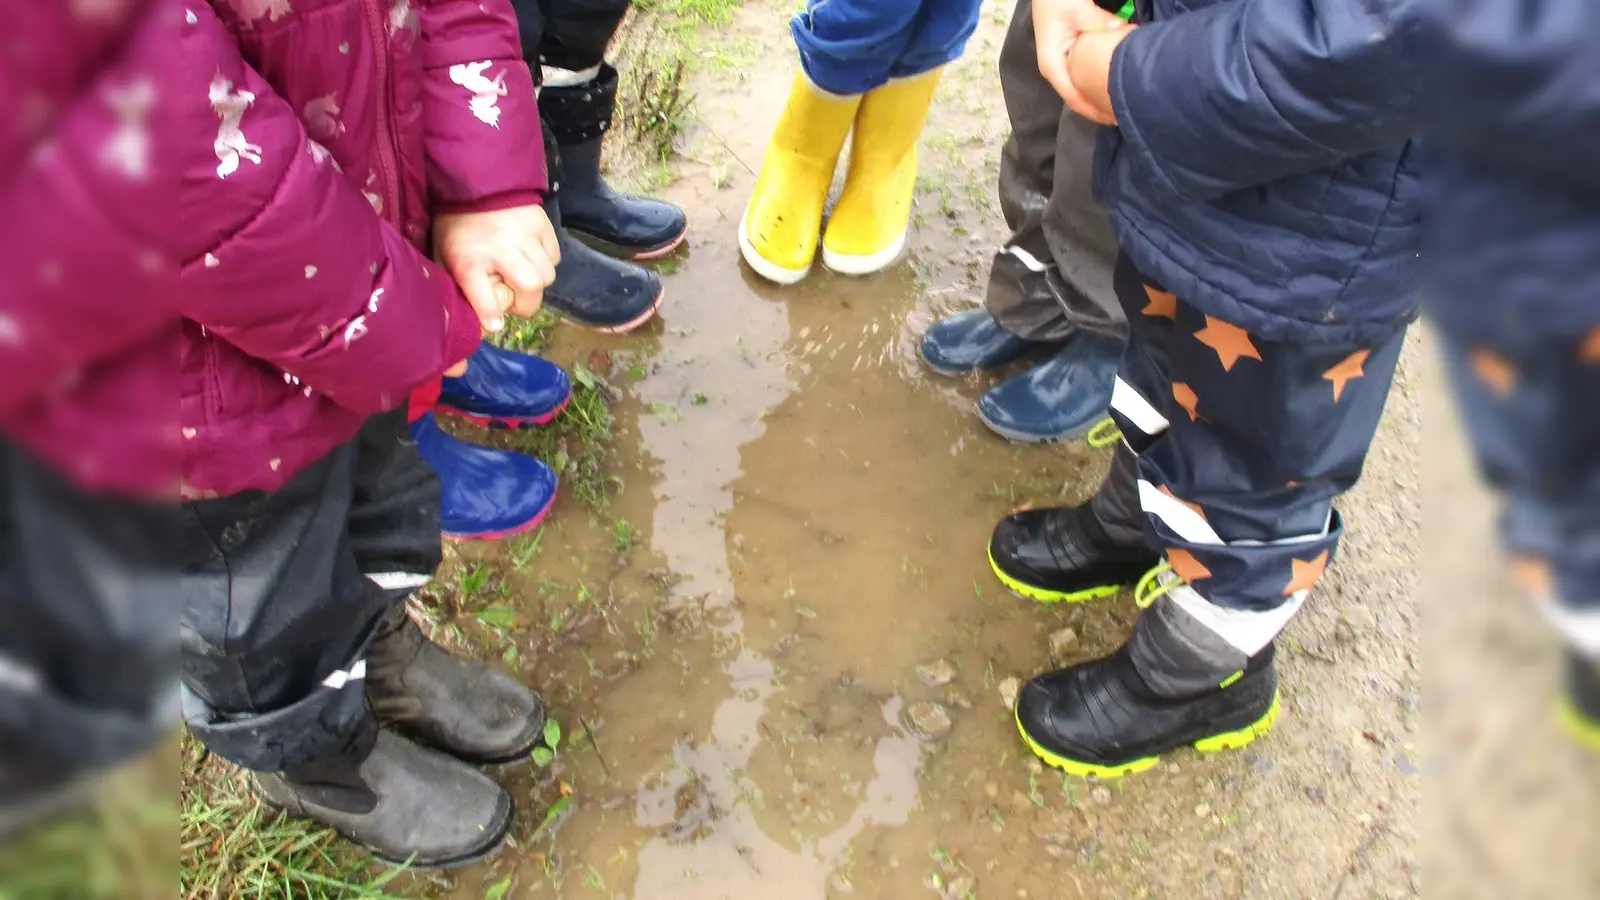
442, 487, 558, 542
435, 392, 572, 430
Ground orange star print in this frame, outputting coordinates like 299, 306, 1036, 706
1158, 485, 1207, 520
1142, 286, 1177, 320
1172, 382, 1201, 421
1167, 548, 1213, 583
1283, 550, 1330, 595
1509, 554, 1553, 597
1323, 350, 1369, 402
1470, 347, 1517, 397
1581, 326, 1600, 364
1194, 316, 1263, 371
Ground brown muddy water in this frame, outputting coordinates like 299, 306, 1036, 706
415, 2, 1430, 897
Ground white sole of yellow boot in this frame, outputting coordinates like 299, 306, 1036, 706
738, 206, 812, 286
820, 228, 907, 276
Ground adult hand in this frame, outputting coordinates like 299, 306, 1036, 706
1065, 23, 1135, 125
1032, 0, 1126, 112
433, 204, 561, 333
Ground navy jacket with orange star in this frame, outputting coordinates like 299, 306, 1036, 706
1101, 0, 1600, 347
1098, 0, 1422, 345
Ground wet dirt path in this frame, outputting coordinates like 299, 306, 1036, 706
430, 2, 1424, 897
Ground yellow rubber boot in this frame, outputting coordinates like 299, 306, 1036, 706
821, 68, 942, 275
739, 74, 861, 285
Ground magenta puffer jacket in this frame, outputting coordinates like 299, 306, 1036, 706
0, 0, 544, 499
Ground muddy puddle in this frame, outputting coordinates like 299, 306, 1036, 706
414, 2, 1423, 897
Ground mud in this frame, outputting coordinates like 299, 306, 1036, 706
423, 1, 1436, 897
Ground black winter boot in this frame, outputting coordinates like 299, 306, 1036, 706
366, 603, 546, 765
541, 65, 688, 260
1016, 594, 1281, 779
539, 121, 663, 332
1562, 648, 1600, 752
254, 715, 513, 869
988, 442, 1158, 603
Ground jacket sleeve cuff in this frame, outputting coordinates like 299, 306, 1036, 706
432, 189, 546, 216
1108, 25, 1200, 206
438, 279, 485, 376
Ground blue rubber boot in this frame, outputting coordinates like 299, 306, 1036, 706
540, 121, 663, 333
410, 413, 559, 540
977, 332, 1120, 444
437, 343, 573, 429
921, 308, 1055, 376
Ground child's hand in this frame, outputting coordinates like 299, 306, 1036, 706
433, 204, 561, 334
1033, 0, 1126, 111
1064, 23, 1135, 125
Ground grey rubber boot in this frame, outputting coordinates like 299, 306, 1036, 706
1087, 440, 1145, 548
366, 604, 546, 765
254, 717, 513, 869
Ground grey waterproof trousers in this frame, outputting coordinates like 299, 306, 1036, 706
986, 0, 1125, 343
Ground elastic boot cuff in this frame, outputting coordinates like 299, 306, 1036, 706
539, 63, 619, 145
1126, 597, 1253, 700
281, 714, 380, 815
1088, 441, 1145, 548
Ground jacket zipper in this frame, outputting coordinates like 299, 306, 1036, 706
362, 0, 401, 224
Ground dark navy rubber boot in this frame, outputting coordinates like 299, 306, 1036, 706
540, 64, 688, 261
977, 332, 1120, 444
539, 121, 663, 333
920, 309, 1056, 377
437, 343, 572, 429
557, 138, 687, 260
410, 413, 558, 540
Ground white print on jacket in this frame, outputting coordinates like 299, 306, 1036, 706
449, 62, 508, 129
210, 74, 262, 178
343, 288, 384, 346
101, 78, 154, 179
363, 172, 383, 214
227, 0, 293, 23
303, 93, 344, 143
389, 0, 419, 47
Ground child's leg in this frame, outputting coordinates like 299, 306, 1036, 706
347, 412, 549, 765
180, 413, 514, 868
1110, 254, 1408, 627
1012, 254, 1409, 777
986, 0, 1121, 342
0, 443, 178, 835
1434, 313, 1600, 745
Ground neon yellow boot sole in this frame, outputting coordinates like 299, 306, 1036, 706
1016, 693, 1282, 780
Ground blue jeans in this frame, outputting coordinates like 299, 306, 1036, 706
791, 0, 982, 95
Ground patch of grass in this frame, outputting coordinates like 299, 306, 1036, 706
620, 50, 694, 163
1, 751, 176, 900
631, 0, 741, 26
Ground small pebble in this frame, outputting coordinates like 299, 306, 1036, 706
1011, 790, 1035, 813
917, 659, 958, 687
1091, 787, 1112, 806
1194, 803, 1212, 818
941, 876, 976, 900
999, 676, 1023, 711
1343, 604, 1376, 630
984, 782, 1000, 800
1048, 627, 1080, 660
905, 701, 954, 740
